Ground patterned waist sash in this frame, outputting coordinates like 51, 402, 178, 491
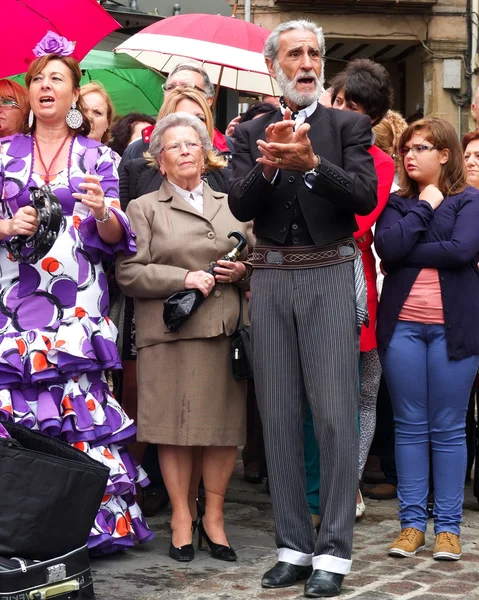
249, 237, 358, 269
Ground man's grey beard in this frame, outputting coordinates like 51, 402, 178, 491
274, 61, 324, 108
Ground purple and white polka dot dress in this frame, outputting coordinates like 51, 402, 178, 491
0, 133, 154, 554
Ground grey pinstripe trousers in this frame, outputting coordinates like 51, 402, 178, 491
249, 262, 360, 575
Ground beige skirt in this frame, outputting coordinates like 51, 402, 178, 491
136, 335, 247, 446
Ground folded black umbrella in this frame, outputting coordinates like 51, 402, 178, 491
163, 288, 205, 332
163, 230, 246, 332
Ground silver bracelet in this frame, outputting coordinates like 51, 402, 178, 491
94, 207, 110, 223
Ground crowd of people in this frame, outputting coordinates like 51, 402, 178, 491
0, 16, 478, 599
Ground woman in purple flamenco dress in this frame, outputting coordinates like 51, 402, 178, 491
0, 33, 153, 554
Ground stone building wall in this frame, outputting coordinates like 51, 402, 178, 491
228, 0, 472, 133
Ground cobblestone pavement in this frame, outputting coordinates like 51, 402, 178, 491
91, 463, 479, 600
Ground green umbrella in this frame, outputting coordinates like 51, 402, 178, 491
10, 50, 164, 117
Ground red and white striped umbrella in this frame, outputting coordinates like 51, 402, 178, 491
114, 13, 280, 96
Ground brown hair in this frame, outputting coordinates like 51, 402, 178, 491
25, 54, 90, 136
373, 119, 395, 156
0, 79, 29, 135
158, 88, 214, 140
397, 117, 467, 198
462, 130, 479, 151
80, 81, 115, 144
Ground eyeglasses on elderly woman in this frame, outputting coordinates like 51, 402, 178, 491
160, 140, 203, 154
0, 98, 21, 109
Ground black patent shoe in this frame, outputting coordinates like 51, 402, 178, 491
168, 521, 196, 562
261, 562, 312, 588
168, 539, 194, 562
197, 518, 237, 561
304, 570, 344, 598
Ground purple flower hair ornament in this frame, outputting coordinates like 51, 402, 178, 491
33, 31, 75, 58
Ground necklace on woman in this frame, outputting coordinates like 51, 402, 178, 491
34, 133, 71, 185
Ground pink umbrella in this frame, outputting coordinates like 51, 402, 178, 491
0, 0, 120, 78
115, 13, 280, 96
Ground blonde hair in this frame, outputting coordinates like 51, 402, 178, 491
158, 88, 214, 140
373, 119, 395, 156
375, 110, 408, 170
80, 81, 115, 144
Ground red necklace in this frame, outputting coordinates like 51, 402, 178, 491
34, 133, 71, 184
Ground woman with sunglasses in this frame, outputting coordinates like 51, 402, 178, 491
0, 80, 29, 137
375, 117, 479, 561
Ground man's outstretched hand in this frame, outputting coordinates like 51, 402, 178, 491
257, 122, 319, 174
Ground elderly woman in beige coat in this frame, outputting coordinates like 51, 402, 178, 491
116, 113, 253, 564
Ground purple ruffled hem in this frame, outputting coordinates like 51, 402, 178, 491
0, 422, 9, 438
0, 316, 122, 388
89, 492, 155, 555
0, 375, 135, 449
78, 207, 136, 261
88, 521, 155, 555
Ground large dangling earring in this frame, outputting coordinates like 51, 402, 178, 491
66, 102, 82, 129
28, 109, 35, 129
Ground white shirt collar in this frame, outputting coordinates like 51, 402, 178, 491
280, 100, 318, 129
169, 180, 204, 214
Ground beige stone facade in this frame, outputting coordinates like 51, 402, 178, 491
229, 0, 473, 134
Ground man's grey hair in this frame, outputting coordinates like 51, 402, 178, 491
263, 20, 326, 63
167, 63, 215, 99
149, 112, 212, 159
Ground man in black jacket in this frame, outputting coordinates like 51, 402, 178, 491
229, 19, 377, 598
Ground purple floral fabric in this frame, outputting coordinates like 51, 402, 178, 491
0, 134, 152, 553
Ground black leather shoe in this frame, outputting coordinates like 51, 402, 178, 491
197, 519, 237, 561
168, 521, 197, 562
261, 562, 312, 588
304, 570, 344, 598
168, 539, 194, 562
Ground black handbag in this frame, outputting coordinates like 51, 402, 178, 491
0, 422, 109, 561
0, 545, 94, 600
164, 230, 248, 332
230, 288, 253, 380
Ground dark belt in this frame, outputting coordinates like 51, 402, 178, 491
249, 237, 358, 269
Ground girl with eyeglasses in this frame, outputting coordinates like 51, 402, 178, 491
375, 117, 479, 561
0, 79, 29, 137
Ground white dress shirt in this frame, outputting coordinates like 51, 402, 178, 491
280, 100, 318, 130
169, 180, 204, 215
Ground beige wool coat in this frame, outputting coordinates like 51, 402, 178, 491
116, 179, 254, 349
115, 179, 254, 445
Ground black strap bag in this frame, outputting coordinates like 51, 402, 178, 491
0, 422, 109, 560
230, 289, 253, 380
0, 545, 94, 600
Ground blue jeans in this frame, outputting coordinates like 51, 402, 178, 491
381, 321, 479, 535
